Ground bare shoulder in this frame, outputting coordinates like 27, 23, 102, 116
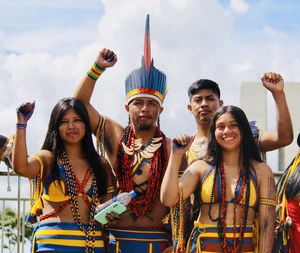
28, 150, 53, 178
30, 150, 52, 164
165, 137, 171, 156
251, 160, 274, 183
189, 159, 212, 178
104, 116, 125, 156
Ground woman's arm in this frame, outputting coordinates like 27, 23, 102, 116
161, 135, 200, 207
256, 162, 276, 253
12, 102, 43, 178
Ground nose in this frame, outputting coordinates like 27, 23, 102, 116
141, 103, 149, 111
200, 98, 208, 107
67, 121, 76, 128
223, 126, 231, 134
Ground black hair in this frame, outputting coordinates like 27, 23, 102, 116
42, 97, 107, 197
188, 79, 221, 101
0, 134, 8, 150
285, 163, 300, 199
206, 105, 262, 165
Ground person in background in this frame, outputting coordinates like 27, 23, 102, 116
186, 72, 293, 165
182, 73, 293, 246
12, 98, 114, 253
0, 134, 10, 165
0, 134, 14, 191
161, 105, 276, 252
73, 15, 172, 252
276, 132, 300, 253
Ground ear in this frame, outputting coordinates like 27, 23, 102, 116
159, 106, 164, 114
187, 104, 192, 113
125, 104, 129, 112
219, 100, 224, 106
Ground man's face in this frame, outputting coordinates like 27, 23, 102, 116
126, 97, 163, 130
188, 89, 223, 125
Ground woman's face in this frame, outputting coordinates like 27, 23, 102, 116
214, 112, 241, 152
58, 109, 86, 145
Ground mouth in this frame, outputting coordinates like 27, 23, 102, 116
199, 110, 211, 115
67, 132, 78, 136
139, 115, 151, 120
222, 136, 235, 141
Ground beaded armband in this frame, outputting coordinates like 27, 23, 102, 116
87, 63, 105, 80
107, 186, 114, 194
259, 198, 277, 206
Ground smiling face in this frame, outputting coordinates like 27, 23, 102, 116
214, 112, 241, 152
188, 89, 223, 126
126, 97, 163, 131
58, 109, 86, 145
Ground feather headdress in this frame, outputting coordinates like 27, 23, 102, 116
125, 14, 168, 106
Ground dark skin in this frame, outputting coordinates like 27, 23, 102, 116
73, 49, 171, 227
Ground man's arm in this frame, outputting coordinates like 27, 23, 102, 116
73, 48, 124, 162
73, 48, 117, 133
260, 72, 293, 151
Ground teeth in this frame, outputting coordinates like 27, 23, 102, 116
222, 136, 234, 141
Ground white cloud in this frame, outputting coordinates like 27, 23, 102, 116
229, 0, 249, 14
1, 0, 300, 191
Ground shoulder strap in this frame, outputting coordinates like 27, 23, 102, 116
29, 155, 44, 206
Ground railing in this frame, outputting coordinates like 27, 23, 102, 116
0, 172, 31, 253
0, 171, 285, 253
1, 197, 30, 253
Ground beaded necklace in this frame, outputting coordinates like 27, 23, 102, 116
115, 125, 168, 217
208, 163, 249, 253
60, 151, 98, 253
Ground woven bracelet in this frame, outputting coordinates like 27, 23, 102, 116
16, 123, 27, 129
87, 63, 105, 80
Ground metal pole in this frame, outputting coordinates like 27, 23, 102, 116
22, 200, 25, 253
17, 176, 21, 253
1, 200, 5, 253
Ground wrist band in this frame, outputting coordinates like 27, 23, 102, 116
87, 63, 105, 80
16, 123, 27, 129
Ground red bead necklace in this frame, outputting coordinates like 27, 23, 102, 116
209, 163, 248, 253
115, 125, 168, 217
60, 151, 98, 253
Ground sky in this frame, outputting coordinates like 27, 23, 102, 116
1, 0, 300, 199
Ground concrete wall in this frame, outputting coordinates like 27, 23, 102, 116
241, 82, 299, 171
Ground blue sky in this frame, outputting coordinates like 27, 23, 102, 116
1, 0, 300, 198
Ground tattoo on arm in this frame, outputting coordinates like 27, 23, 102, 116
179, 170, 193, 183
260, 177, 276, 253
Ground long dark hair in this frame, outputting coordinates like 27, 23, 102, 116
42, 97, 107, 197
277, 158, 300, 201
277, 133, 300, 200
187, 105, 262, 249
